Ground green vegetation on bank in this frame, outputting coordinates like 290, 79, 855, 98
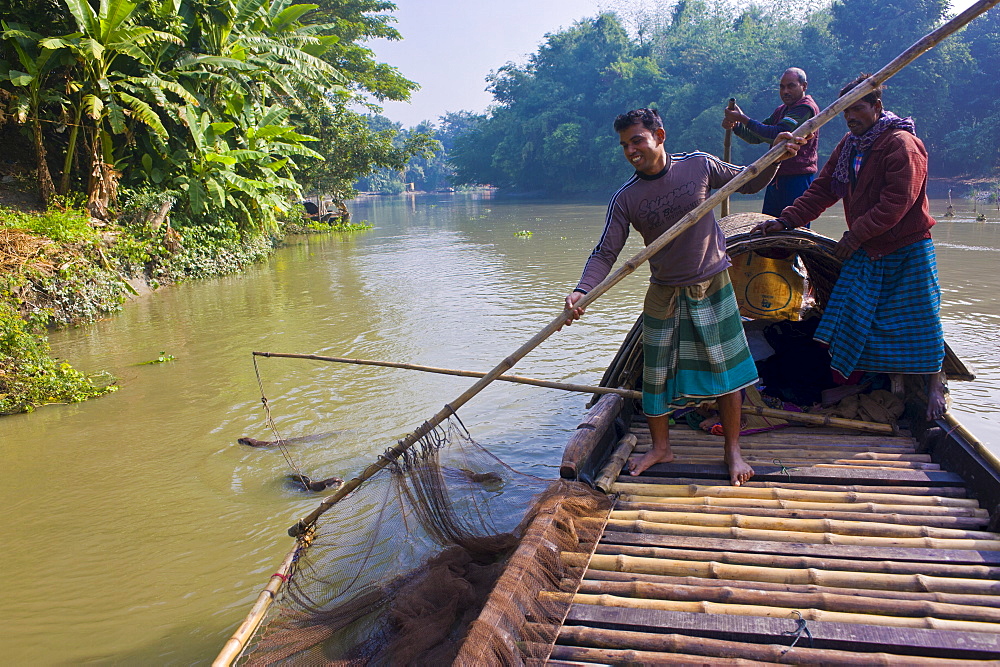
0, 0, 435, 414
449, 0, 1000, 194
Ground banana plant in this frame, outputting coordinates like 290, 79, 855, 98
1, 22, 64, 206
39, 0, 189, 218
159, 101, 321, 230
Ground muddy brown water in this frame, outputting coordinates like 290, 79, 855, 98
2, 194, 998, 663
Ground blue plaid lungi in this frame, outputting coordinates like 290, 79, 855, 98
642, 270, 759, 416
815, 238, 944, 378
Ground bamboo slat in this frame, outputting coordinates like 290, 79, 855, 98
570, 552, 1000, 595
610, 482, 981, 507
593, 543, 1000, 580
617, 478, 969, 497
631, 453, 940, 470
602, 518, 1000, 550
637, 462, 963, 485
612, 500, 988, 529
597, 531, 1000, 566
574, 579, 1000, 622
641, 445, 932, 461
583, 569, 1000, 609
607, 509, 1000, 541
612, 494, 987, 518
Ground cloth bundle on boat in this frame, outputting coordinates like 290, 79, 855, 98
814, 388, 905, 424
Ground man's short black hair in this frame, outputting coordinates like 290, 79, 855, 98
614, 108, 662, 133
840, 73, 883, 106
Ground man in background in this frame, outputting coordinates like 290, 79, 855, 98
723, 67, 820, 217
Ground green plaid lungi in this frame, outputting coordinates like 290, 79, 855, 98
642, 269, 759, 416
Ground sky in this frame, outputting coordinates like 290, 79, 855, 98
367, 0, 982, 128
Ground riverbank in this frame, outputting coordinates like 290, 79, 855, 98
0, 194, 370, 415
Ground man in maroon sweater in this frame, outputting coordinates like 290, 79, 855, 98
755, 75, 947, 420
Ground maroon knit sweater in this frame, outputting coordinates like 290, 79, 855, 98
780, 128, 934, 259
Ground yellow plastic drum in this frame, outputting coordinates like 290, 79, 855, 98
729, 250, 804, 320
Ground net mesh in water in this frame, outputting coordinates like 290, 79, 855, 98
242, 418, 612, 665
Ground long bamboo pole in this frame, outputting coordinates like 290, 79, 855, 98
216, 2, 1000, 663
721, 97, 736, 217
253, 350, 637, 398
255, 350, 898, 434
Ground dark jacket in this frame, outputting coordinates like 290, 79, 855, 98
780, 128, 934, 259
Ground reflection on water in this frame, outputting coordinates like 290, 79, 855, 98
1, 194, 998, 663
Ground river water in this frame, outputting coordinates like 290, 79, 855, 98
2, 194, 998, 664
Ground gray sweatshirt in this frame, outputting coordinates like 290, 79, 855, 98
575, 152, 776, 291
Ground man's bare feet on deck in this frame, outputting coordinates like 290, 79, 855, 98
926, 373, 948, 421
724, 450, 754, 486
629, 448, 674, 476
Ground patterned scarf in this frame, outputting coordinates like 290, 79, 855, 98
831, 111, 916, 197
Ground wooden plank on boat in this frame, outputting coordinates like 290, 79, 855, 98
596, 531, 1000, 564
553, 624, 986, 665
563, 605, 1000, 659
635, 462, 966, 486
560, 393, 623, 479
932, 423, 1000, 522
549, 644, 784, 665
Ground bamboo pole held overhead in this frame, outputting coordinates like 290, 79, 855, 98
721, 97, 736, 217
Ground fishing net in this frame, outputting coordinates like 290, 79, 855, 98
240, 416, 612, 665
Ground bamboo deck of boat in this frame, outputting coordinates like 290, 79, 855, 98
546, 416, 1000, 664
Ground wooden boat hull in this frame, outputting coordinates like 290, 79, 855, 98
473, 224, 1000, 664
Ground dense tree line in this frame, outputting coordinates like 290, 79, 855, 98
0, 0, 430, 227
448, 0, 1000, 195
355, 111, 478, 193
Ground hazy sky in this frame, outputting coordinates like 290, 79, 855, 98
368, 0, 982, 128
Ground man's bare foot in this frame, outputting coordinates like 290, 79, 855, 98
724, 450, 754, 486
629, 448, 674, 476
926, 373, 948, 420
